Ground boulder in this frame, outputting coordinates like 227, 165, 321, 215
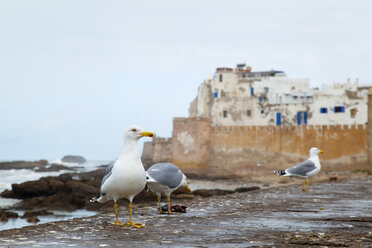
21, 210, 53, 218
61, 155, 86, 164
1, 169, 105, 211
10, 179, 64, 199
0, 211, 19, 222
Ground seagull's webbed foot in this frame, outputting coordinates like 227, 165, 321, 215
120, 201, 145, 228
302, 179, 312, 192
302, 188, 312, 192
121, 221, 145, 228
112, 202, 125, 225
112, 220, 125, 226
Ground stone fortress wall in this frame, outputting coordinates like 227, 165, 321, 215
143, 115, 368, 177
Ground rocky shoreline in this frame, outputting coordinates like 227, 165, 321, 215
0, 161, 261, 226
0, 160, 75, 172
0, 176, 370, 247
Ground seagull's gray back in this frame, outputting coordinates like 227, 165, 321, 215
287, 160, 316, 177
147, 163, 183, 189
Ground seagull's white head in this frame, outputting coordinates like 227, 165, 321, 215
309, 147, 323, 157
123, 125, 155, 141
180, 174, 192, 193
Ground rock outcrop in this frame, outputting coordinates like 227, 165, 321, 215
0, 160, 73, 172
61, 155, 87, 164
0, 160, 48, 170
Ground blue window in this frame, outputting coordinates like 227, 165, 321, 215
250, 87, 254, 96
297, 111, 308, 125
214, 92, 218, 98
320, 108, 328, 114
276, 112, 281, 125
334, 106, 345, 113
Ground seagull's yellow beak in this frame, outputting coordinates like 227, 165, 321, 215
185, 184, 192, 193
140, 131, 155, 138
319, 150, 324, 154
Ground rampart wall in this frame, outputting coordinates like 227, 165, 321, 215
169, 117, 367, 177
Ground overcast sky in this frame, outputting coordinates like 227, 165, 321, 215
1, 1, 371, 161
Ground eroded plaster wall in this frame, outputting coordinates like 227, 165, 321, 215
169, 117, 367, 177
171, 117, 211, 170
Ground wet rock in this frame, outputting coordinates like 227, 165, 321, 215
26, 216, 40, 223
234, 186, 260, 193
61, 155, 86, 164
191, 189, 234, 197
9, 178, 65, 198
0, 160, 48, 170
0, 169, 105, 211
0, 211, 19, 222
34, 163, 74, 172
21, 210, 53, 219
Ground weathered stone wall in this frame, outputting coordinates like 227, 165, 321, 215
152, 138, 173, 163
368, 89, 372, 165
143, 117, 368, 177
208, 124, 367, 177
172, 117, 211, 171
210, 125, 367, 160
170, 117, 367, 177
141, 138, 172, 168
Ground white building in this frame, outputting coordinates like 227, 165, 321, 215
189, 64, 368, 126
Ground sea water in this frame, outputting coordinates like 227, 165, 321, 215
0, 160, 109, 230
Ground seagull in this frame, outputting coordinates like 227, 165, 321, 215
274, 147, 323, 191
90, 125, 154, 228
146, 163, 191, 214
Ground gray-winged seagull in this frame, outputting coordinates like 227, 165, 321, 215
91, 125, 154, 228
146, 163, 191, 214
274, 147, 323, 191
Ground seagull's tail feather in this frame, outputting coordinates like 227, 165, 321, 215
273, 170, 286, 176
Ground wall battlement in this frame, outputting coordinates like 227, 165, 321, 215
143, 117, 369, 177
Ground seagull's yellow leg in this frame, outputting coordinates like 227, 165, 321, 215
309, 177, 313, 186
112, 202, 124, 225
121, 201, 145, 228
167, 196, 179, 215
307, 179, 312, 191
302, 180, 306, 191
158, 196, 166, 214
302, 179, 312, 192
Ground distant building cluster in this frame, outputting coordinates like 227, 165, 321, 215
189, 64, 368, 126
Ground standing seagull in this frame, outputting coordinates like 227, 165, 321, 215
274, 147, 323, 191
91, 125, 154, 228
146, 163, 191, 214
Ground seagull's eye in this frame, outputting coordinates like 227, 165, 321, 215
131, 128, 137, 132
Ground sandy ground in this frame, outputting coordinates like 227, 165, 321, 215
0, 175, 371, 248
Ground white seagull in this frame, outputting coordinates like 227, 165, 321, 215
274, 147, 323, 191
91, 125, 154, 228
146, 163, 191, 214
